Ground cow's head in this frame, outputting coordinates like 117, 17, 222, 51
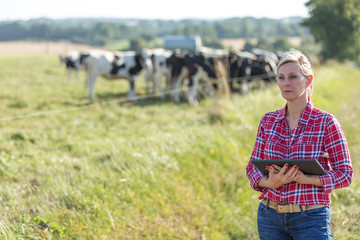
138, 51, 152, 70
60, 51, 88, 70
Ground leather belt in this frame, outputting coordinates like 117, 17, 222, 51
261, 199, 327, 213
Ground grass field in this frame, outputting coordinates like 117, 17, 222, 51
0, 55, 359, 239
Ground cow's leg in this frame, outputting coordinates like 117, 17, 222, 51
229, 78, 235, 92
87, 72, 98, 102
156, 72, 165, 100
152, 72, 156, 94
202, 77, 215, 98
189, 76, 200, 105
183, 78, 190, 100
173, 67, 189, 104
173, 75, 183, 104
189, 68, 205, 105
187, 77, 197, 105
165, 66, 172, 92
75, 70, 80, 84
145, 68, 154, 94
67, 70, 72, 84
128, 76, 137, 102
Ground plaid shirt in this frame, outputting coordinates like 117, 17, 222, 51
246, 102, 353, 205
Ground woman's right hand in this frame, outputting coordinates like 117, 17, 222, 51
258, 164, 300, 189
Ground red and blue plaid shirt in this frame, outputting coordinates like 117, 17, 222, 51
246, 101, 353, 205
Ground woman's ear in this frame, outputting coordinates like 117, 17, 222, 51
306, 75, 313, 87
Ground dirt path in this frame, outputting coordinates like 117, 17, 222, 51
0, 41, 101, 55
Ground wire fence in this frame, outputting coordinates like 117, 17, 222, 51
0, 72, 277, 122
0, 87, 183, 122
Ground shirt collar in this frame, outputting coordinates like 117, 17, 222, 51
276, 100, 314, 126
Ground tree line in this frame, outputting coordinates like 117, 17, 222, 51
0, 17, 310, 50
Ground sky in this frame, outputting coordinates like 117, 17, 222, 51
0, 0, 309, 21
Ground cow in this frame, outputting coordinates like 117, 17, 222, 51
166, 50, 200, 104
142, 48, 173, 100
250, 48, 279, 83
60, 51, 89, 85
166, 50, 229, 105
83, 49, 151, 102
227, 51, 256, 93
192, 49, 254, 95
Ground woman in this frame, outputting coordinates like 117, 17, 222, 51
246, 49, 353, 239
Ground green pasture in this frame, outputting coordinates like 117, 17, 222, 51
0, 55, 359, 239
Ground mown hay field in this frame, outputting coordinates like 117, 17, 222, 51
0, 54, 359, 239
0, 41, 101, 55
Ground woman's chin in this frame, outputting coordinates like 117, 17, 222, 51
282, 93, 294, 100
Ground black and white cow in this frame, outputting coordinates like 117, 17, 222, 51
166, 50, 229, 104
226, 51, 256, 93
250, 48, 279, 82
84, 50, 151, 102
143, 48, 173, 100
60, 51, 89, 84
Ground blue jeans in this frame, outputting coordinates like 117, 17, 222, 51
257, 202, 332, 240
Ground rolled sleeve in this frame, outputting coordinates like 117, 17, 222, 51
319, 171, 336, 194
246, 119, 266, 192
246, 161, 264, 191
321, 117, 354, 194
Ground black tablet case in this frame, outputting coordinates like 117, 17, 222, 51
251, 159, 326, 175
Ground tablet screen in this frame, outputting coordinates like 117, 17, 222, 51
251, 159, 326, 175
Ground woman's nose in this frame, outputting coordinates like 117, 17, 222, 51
280, 77, 291, 85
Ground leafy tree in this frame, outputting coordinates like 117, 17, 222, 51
303, 0, 360, 61
256, 35, 271, 51
129, 38, 145, 52
273, 37, 293, 52
177, 25, 223, 48
28, 23, 50, 40
243, 41, 255, 51
117, 24, 133, 39
90, 22, 116, 45
276, 22, 293, 36
240, 18, 251, 38
141, 34, 155, 42
214, 23, 232, 38
299, 35, 322, 56
0, 21, 28, 40
256, 19, 265, 38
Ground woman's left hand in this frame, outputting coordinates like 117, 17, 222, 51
293, 171, 323, 186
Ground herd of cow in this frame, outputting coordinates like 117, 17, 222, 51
60, 47, 280, 104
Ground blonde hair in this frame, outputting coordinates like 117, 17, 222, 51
277, 49, 314, 98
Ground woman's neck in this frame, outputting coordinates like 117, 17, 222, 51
286, 98, 308, 119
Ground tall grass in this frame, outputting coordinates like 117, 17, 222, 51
0, 56, 359, 239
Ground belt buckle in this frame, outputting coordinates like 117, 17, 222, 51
276, 203, 297, 213
276, 203, 291, 213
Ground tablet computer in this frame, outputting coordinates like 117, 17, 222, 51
251, 159, 326, 175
